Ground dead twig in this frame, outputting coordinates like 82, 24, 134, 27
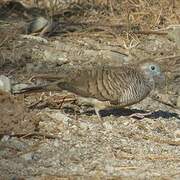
0, 36, 9, 48
27, 99, 44, 109
151, 96, 180, 111
133, 30, 167, 35
142, 135, 180, 146
155, 55, 180, 61
0, 132, 61, 139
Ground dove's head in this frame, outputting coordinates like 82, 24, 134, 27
140, 62, 162, 77
139, 61, 166, 88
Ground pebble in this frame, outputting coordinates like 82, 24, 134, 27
0, 75, 11, 92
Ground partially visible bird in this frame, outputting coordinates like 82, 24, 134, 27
25, 17, 58, 37
17, 60, 165, 119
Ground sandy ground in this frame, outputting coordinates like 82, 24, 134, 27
0, 1, 180, 179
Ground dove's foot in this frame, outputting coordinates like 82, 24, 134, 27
129, 112, 152, 119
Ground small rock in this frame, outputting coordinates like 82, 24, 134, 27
177, 96, 180, 108
21, 152, 34, 161
43, 48, 68, 63
0, 75, 11, 92
26, 62, 47, 73
105, 164, 114, 174
53, 139, 60, 147
49, 111, 72, 125
103, 121, 113, 130
1, 135, 10, 142
26, 17, 48, 34
12, 83, 29, 93
25, 16, 58, 37
79, 121, 89, 131
174, 129, 180, 141
21, 35, 48, 43
167, 25, 180, 49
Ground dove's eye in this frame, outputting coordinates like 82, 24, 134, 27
151, 65, 156, 71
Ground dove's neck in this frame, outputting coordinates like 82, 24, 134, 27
144, 74, 155, 91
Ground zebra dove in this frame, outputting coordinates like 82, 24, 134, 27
18, 60, 165, 119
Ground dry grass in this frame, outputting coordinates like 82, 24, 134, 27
32, 0, 179, 49
2, 0, 179, 48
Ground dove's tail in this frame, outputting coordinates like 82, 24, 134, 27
14, 80, 64, 94
18, 84, 49, 93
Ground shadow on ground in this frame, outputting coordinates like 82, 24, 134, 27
81, 108, 180, 120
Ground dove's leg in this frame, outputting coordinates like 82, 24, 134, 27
77, 97, 107, 120
93, 100, 111, 121
94, 107, 103, 121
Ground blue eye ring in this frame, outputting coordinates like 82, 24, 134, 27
151, 65, 156, 71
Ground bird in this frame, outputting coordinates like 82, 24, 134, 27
25, 17, 57, 37
16, 60, 165, 120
